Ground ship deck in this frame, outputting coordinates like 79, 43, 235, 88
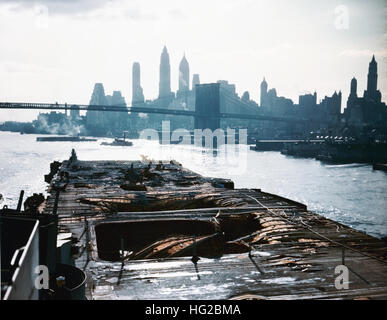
43, 155, 387, 300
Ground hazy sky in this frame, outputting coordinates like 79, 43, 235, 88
0, 0, 386, 121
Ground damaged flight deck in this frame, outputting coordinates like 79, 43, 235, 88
39, 150, 387, 300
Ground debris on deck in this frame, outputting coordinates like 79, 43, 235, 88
42, 150, 387, 300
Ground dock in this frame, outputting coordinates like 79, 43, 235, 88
250, 140, 324, 152
36, 136, 97, 142
373, 163, 387, 172
43, 151, 387, 300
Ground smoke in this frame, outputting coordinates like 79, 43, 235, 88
33, 114, 86, 136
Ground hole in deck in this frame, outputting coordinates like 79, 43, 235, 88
95, 214, 262, 261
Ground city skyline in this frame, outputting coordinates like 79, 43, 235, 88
0, 0, 386, 121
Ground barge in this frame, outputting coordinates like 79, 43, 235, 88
251, 139, 387, 164
2, 150, 387, 300
36, 136, 97, 142
250, 139, 324, 152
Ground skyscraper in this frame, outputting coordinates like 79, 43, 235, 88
105, 91, 127, 132
364, 55, 381, 103
86, 83, 108, 130
192, 74, 200, 89
159, 46, 171, 98
89, 83, 107, 105
242, 91, 250, 101
109, 91, 126, 107
350, 77, 357, 97
178, 54, 190, 92
260, 77, 268, 107
322, 91, 342, 120
132, 62, 144, 105
299, 92, 317, 108
367, 55, 377, 93
345, 77, 359, 121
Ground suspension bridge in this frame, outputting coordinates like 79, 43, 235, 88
0, 83, 311, 130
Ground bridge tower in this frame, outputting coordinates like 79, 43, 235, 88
194, 83, 220, 131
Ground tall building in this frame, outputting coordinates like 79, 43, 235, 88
86, 83, 108, 130
242, 91, 250, 101
105, 91, 127, 132
350, 77, 357, 96
132, 62, 144, 105
107, 91, 126, 107
299, 92, 317, 108
217, 80, 236, 95
364, 55, 381, 103
344, 56, 386, 126
192, 74, 200, 89
347, 77, 358, 109
159, 46, 171, 98
89, 83, 108, 105
260, 77, 268, 107
178, 54, 190, 92
321, 91, 342, 121
266, 88, 277, 108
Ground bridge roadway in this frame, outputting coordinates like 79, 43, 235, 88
0, 101, 306, 123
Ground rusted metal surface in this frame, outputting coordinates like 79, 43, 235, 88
43, 153, 387, 300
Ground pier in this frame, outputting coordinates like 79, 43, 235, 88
251, 139, 387, 164
39, 151, 387, 300
373, 163, 387, 172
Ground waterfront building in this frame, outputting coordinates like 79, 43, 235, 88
344, 56, 387, 129
132, 62, 145, 105
86, 83, 108, 132
347, 77, 358, 109
260, 77, 268, 107
178, 54, 190, 93
320, 91, 342, 123
242, 91, 250, 101
192, 74, 200, 89
158, 46, 172, 99
364, 55, 382, 103
299, 92, 317, 108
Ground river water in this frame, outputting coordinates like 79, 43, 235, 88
0, 131, 386, 238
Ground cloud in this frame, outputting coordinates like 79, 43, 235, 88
339, 49, 387, 58
83, 5, 157, 21
0, 0, 117, 14
0, 0, 158, 21
0, 61, 51, 74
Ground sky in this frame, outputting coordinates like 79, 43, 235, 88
0, 0, 386, 121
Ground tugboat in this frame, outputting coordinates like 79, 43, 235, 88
101, 131, 133, 147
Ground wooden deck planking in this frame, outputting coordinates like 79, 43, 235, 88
43, 156, 387, 300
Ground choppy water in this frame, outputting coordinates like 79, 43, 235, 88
0, 131, 386, 238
